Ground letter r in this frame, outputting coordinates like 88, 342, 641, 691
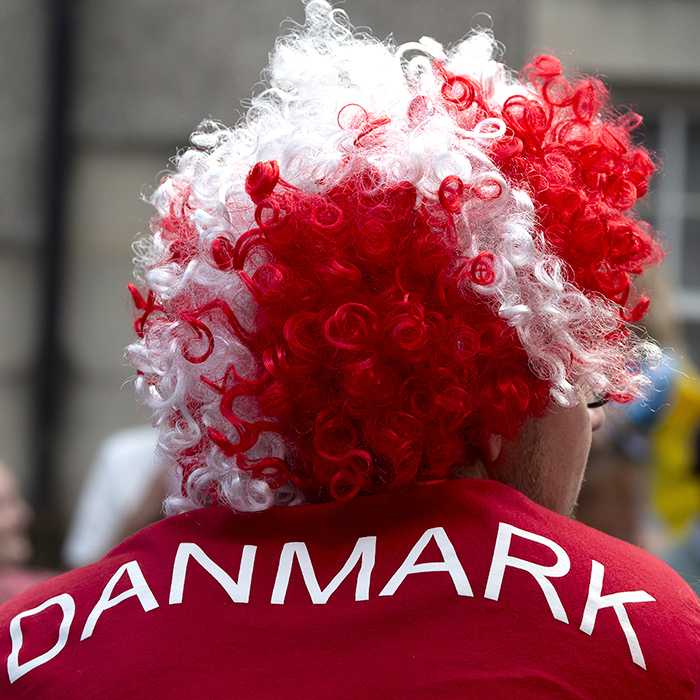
485, 522, 570, 623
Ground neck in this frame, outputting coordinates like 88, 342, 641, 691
453, 461, 490, 480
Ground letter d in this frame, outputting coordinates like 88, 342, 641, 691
7, 594, 75, 683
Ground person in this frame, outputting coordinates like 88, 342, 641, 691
62, 425, 177, 569
0, 461, 55, 605
1, 2, 699, 697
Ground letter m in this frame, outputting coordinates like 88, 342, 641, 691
271, 536, 376, 604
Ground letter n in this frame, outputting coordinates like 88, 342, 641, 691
169, 542, 257, 604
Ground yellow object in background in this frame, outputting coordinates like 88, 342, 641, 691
652, 365, 700, 533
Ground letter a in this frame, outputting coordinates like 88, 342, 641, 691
580, 560, 655, 669
81, 561, 158, 640
379, 527, 472, 597
7, 594, 75, 683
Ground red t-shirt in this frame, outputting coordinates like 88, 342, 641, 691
1, 479, 699, 698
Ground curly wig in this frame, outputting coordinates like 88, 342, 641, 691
126, 0, 663, 513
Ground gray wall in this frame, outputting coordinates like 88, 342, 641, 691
0, 0, 49, 493
2, 0, 700, 547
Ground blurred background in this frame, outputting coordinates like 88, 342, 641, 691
1, 0, 700, 569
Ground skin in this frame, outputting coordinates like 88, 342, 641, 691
462, 398, 605, 517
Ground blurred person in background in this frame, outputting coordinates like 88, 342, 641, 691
1, 2, 699, 697
574, 266, 700, 587
633, 268, 700, 555
62, 426, 178, 569
660, 425, 700, 591
575, 428, 645, 546
0, 462, 55, 605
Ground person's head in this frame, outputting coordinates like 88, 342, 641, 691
468, 392, 606, 517
126, 0, 662, 515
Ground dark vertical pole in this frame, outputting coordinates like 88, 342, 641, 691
31, 0, 75, 566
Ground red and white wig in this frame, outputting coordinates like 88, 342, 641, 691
126, 0, 663, 513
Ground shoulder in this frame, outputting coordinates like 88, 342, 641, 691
0, 485, 698, 698
467, 477, 699, 601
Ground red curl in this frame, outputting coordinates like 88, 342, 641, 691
323, 303, 378, 352
179, 313, 215, 364
439, 175, 464, 212
255, 197, 291, 231
211, 236, 236, 271
467, 252, 497, 286
434, 60, 481, 111
530, 54, 564, 78
245, 161, 280, 203
128, 284, 163, 338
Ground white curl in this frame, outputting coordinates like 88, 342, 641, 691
456, 117, 506, 140
432, 151, 473, 182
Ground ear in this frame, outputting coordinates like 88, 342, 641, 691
483, 433, 503, 464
